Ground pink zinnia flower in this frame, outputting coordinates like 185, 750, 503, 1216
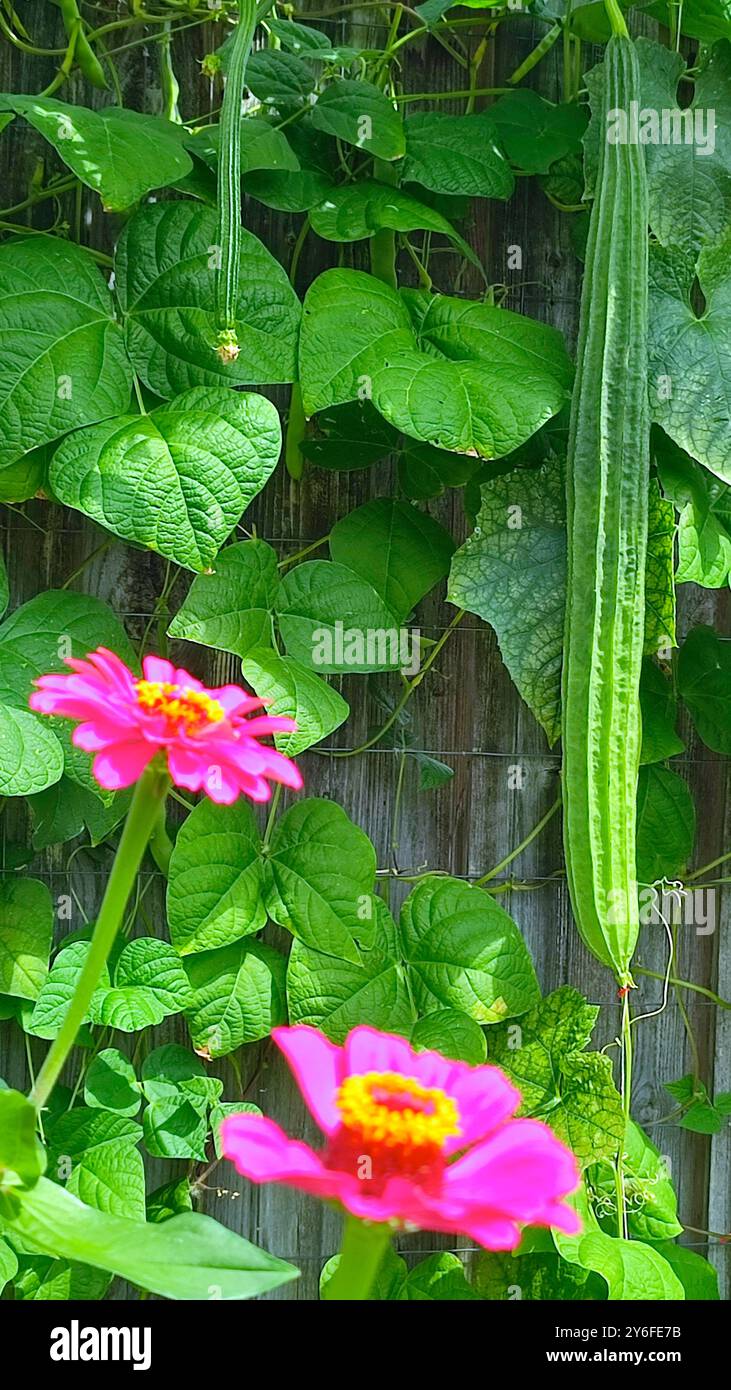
30, 647, 303, 805
221, 1025, 581, 1249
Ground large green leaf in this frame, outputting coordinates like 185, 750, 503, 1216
309, 180, 480, 267
486, 91, 587, 174
639, 660, 685, 765
245, 48, 315, 104
0, 878, 52, 1002
643, 480, 676, 655
184, 940, 287, 1057
636, 766, 696, 883
402, 112, 514, 198
448, 460, 565, 744
554, 1226, 685, 1300
657, 434, 731, 587
649, 1241, 719, 1299
486, 986, 625, 1166
648, 239, 731, 483
0, 1177, 298, 1299
0, 95, 192, 210
301, 401, 400, 472
47, 1109, 145, 1221
116, 202, 301, 396
0, 237, 132, 470
84, 1049, 141, 1118
308, 79, 404, 159
677, 624, 731, 752
400, 875, 540, 1024
88, 938, 192, 1032
0, 704, 63, 795
50, 388, 280, 572
329, 499, 455, 622
299, 269, 572, 458
265, 798, 377, 963
411, 1008, 487, 1064
168, 539, 280, 657
635, 39, 731, 257
242, 648, 349, 755
276, 560, 404, 672
0, 589, 136, 707
167, 799, 266, 956
29, 940, 110, 1040
287, 898, 415, 1042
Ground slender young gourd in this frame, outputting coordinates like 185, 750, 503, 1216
214, 0, 258, 363
561, 15, 650, 985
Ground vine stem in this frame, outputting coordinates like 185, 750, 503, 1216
29, 763, 170, 1112
634, 966, 731, 1010
328, 608, 465, 759
474, 795, 561, 887
321, 1215, 392, 1301
616, 991, 633, 1239
604, 0, 630, 37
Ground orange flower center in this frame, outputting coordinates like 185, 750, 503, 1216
336, 1071, 460, 1156
135, 679, 225, 732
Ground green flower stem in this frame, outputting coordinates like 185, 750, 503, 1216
322, 1216, 392, 1301
29, 762, 170, 1112
370, 160, 399, 289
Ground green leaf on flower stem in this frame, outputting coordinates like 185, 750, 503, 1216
589, 1120, 682, 1243
0, 237, 132, 471
89, 938, 192, 1032
115, 202, 301, 397
411, 1009, 487, 1064
276, 560, 403, 673
656, 433, 731, 588
29, 940, 110, 1039
1, 1176, 298, 1299
639, 660, 685, 766
0, 1089, 45, 1188
243, 649, 349, 756
183, 939, 287, 1058
677, 625, 731, 753
0, 703, 63, 795
448, 460, 566, 745
12, 1254, 112, 1301
266, 798, 377, 964
309, 181, 480, 269
287, 897, 415, 1042
50, 388, 280, 573
300, 270, 572, 460
0, 1238, 18, 1292
84, 1049, 141, 1118
167, 798, 266, 956
168, 539, 281, 658
0, 95, 192, 210
402, 112, 514, 199
636, 765, 696, 884
300, 402, 400, 472
0, 878, 53, 1002
308, 79, 405, 160
400, 875, 540, 1025
186, 117, 300, 175
485, 91, 588, 175
210, 1103, 262, 1160
486, 986, 624, 1167
648, 239, 731, 484
329, 499, 455, 623
46, 1109, 145, 1222
643, 481, 676, 655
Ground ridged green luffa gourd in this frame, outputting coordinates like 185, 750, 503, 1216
562, 28, 650, 985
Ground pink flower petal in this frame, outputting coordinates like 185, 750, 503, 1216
92, 741, 155, 790
444, 1118, 580, 1227
220, 1114, 345, 1201
272, 1026, 344, 1136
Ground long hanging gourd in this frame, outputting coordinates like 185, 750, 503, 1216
214, 0, 258, 363
561, 6, 649, 986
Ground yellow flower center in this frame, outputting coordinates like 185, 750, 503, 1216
135, 679, 225, 732
336, 1071, 460, 1154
